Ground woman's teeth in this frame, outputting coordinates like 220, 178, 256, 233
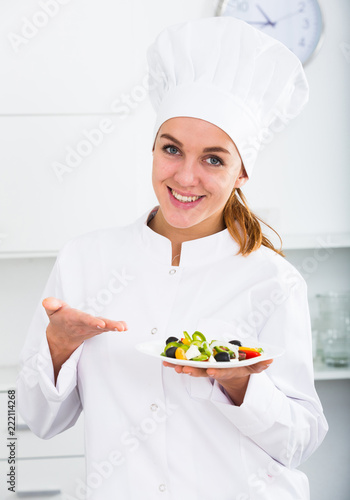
171, 189, 202, 203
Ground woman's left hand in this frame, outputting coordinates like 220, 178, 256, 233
162, 359, 273, 379
162, 359, 273, 406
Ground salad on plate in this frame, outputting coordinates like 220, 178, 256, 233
161, 330, 263, 364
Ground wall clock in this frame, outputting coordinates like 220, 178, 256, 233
216, 0, 324, 65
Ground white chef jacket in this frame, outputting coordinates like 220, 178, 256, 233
17, 206, 328, 500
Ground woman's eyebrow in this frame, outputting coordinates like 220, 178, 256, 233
160, 133, 231, 155
202, 146, 231, 155
160, 133, 183, 146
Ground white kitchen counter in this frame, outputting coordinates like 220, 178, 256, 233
314, 362, 350, 380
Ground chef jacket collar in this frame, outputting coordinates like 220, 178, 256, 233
136, 206, 240, 267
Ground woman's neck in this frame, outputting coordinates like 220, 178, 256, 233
148, 207, 226, 266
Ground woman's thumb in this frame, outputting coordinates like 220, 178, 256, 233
42, 297, 65, 316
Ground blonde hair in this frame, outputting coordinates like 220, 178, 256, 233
223, 188, 284, 257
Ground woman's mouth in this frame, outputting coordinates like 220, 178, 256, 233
167, 186, 205, 209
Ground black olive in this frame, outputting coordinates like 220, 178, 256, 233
165, 346, 177, 358
229, 340, 242, 347
166, 336, 178, 345
214, 352, 230, 362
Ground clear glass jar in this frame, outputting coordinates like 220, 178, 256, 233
316, 291, 350, 367
321, 329, 350, 367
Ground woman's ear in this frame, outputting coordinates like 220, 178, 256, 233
234, 165, 249, 189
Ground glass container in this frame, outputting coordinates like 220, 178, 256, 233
316, 291, 350, 367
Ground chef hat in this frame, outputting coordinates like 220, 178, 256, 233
146, 16, 309, 178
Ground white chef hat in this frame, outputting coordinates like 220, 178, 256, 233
146, 16, 309, 178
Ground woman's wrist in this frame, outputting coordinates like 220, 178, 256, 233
218, 376, 250, 406
46, 325, 81, 384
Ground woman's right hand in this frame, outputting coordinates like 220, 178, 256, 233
42, 297, 128, 383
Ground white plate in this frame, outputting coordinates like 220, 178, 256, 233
136, 340, 284, 369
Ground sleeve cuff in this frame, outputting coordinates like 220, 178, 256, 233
211, 372, 286, 436
188, 371, 286, 437
36, 335, 84, 402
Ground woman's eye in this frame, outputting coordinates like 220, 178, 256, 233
206, 157, 222, 166
162, 145, 223, 165
164, 145, 179, 155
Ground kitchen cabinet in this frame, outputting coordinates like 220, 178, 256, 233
0, 398, 84, 459
0, 458, 85, 499
0, 375, 85, 499
0, 113, 156, 255
0, 0, 213, 115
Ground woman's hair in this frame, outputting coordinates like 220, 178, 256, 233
223, 187, 284, 257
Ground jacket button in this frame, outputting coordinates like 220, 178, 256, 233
151, 328, 158, 335
150, 403, 158, 411
159, 484, 166, 492
169, 269, 176, 275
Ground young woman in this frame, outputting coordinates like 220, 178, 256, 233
18, 17, 328, 500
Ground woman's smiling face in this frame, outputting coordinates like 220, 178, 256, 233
151, 117, 248, 234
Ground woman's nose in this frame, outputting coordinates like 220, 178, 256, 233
173, 158, 199, 186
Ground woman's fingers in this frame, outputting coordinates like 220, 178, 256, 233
69, 312, 127, 335
96, 318, 128, 332
207, 359, 273, 379
163, 359, 273, 379
249, 359, 273, 373
42, 297, 128, 343
182, 366, 209, 377
162, 361, 208, 377
114, 321, 128, 331
58, 306, 105, 331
